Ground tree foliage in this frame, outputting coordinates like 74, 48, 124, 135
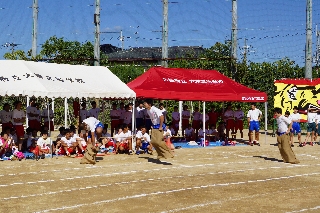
2, 37, 315, 128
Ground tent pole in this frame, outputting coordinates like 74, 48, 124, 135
47, 102, 52, 158
203, 101, 206, 147
64, 98, 68, 128
179, 101, 182, 136
132, 98, 136, 151
265, 101, 268, 145
52, 98, 55, 130
26, 96, 30, 128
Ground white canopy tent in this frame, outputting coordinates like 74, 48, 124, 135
0, 60, 136, 156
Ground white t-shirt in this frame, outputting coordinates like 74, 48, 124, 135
172, 112, 180, 121
41, 108, 54, 122
135, 107, 145, 119
146, 106, 163, 125
136, 130, 150, 142
182, 110, 190, 119
26, 106, 37, 120
315, 114, 320, 124
224, 110, 234, 120
276, 115, 291, 133
115, 130, 132, 142
12, 109, 25, 125
185, 128, 194, 136
123, 111, 132, 124
110, 109, 120, 120
89, 108, 100, 119
79, 109, 89, 122
159, 108, 167, 122
61, 137, 73, 147
0, 110, 12, 123
307, 112, 317, 123
83, 117, 101, 132
289, 113, 300, 122
193, 112, 201, 121
247, 108, 262, 121
234, 110, 244, 120
37, 137, 51, 148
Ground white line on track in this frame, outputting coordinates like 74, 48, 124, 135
35, 172, 320, 213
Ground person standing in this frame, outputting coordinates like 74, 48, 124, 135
12, 101, 26, 151
0, 103, 13, 130
304, 107, 317, 146
247, 103, 262, 146
208, 106, 219, 129
171, 106, 180, 134
79, 102, 89, 123
234, 105, 244, 140
110, 103, 120, 136
89, 101, 100, 119
42, 104, 54, 132
143, 99, 174, 160
289, 106, 302, 147
223, 104, 235, 139
274, 107, 299, 164
182, 105, 190, 136
135, 102, 145, 131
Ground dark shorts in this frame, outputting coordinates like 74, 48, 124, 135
307, 123, 316, 132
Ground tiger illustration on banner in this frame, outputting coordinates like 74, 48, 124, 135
274, 79, 320, 122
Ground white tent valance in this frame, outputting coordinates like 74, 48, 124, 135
0, 60, 136, 99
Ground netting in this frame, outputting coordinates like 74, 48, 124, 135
0, 0, 319, 65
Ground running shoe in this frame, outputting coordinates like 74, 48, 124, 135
298, 143, 304, 147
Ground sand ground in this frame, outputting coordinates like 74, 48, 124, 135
0, 129, 320, 213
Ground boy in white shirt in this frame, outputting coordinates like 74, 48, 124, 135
135, 126, 152, 155
36, 131, 51, 159
12, 101, 26, 151
304, 107, 317, 146
89, 101, 100, 119
274, 107, 299, 164
289, 106, 302, 147
171, 106, 180, 133
247, 103, 262, 146
234, 105, 244, 140
223, 104, 235, 139
0, 103, 13, 130
114, 124, 133, 154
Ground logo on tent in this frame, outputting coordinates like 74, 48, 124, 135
242, 97, 265, 101
163, 78, 223, 84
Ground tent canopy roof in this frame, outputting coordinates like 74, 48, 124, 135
0, 60, 135, 99
127, 67, 267, 102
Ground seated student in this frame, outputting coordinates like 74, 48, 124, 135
185, 124, 195, 141
102, 125, 111, 137
135, 126, 152, 155
208, 125, 218, 141
37, 132, 50, 159
55, 127, 65, 152
10, 128, 18, 146
217, 121, 226, 141
27, 129, 39, 151
164, 125, 174, 151
0, 132, 11, 159
114, 124, 132, 154
3, 127, 15, 147
59, 129, 77, 156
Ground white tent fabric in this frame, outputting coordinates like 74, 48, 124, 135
0, 60, 136, 99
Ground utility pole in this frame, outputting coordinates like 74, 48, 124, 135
162, 0, 168, 68
231, 0, 237, 79
305, 0, 312, 79
32, 0, 38, 58
94, 0, 100, 66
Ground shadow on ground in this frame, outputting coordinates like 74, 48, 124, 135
253, 155, 283, 162
138, 156, 173, 165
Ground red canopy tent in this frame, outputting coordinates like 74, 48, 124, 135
127, 67, 267, 102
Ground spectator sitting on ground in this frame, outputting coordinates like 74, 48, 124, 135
135, 126, 152, 155
185, 124, 195, 141
114, 124, 132, 154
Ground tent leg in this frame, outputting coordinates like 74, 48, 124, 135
265, 102, 268, 145
179, 101, 183, 136
203, 102, 206, 147
26, 96, 30, 128
52, 98, 55, 130
64, 98, 68, 128
132, 98, 136, 150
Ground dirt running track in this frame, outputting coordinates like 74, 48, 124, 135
1, 133, 320, 213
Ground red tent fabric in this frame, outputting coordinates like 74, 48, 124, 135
127, 67, 268, 102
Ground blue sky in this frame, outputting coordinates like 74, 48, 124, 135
0, 0, 319, 66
